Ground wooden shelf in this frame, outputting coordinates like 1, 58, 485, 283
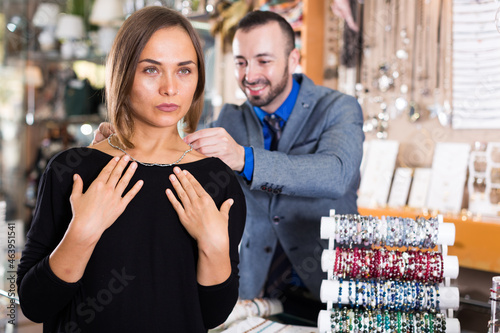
299, 0, 324, 85
358, 207, 500, 274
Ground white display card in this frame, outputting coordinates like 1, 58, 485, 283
426, 143, 471, 213
358, 140, 400, 208
408, 168, 433, 209
387, 167, 413, 208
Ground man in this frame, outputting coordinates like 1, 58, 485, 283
94, 10, 364, 312
184, 10, 364, 303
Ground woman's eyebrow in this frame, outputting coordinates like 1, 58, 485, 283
138, 58, 161, 65
138, 59, 196, 66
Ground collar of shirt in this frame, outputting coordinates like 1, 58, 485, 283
252, 78, 300, 128
239, 78, 300, 180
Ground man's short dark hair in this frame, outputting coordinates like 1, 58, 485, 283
236, 10, 295, 56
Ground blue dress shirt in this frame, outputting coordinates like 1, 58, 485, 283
240, 79, 300, 181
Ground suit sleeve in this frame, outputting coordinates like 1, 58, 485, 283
17, 157, 81, 323
250, 94, 364, 199
197, 172, 246, 329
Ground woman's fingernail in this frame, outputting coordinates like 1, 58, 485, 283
169, 174, 176, 182
174, 167, 181, 174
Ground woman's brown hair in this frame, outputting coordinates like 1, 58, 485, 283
105, 6, 205, 148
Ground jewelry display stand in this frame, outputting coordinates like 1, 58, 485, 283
215, 298, 283, 330
468, 142, 500, 217
317, 210, 461, 333
489, 276, 500, 333
213, 298, 318, 332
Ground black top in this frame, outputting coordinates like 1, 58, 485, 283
17, 148, 246, 333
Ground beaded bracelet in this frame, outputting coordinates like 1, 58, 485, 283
332, 247, 444, 283
333, 215, 440, 249
338, 280, 440, 312
329, 308, 447, 333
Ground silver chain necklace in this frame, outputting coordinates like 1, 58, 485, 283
107, 134, 193, 167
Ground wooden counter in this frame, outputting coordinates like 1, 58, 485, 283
358, 207, 500, 273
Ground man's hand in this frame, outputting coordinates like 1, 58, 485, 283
91, 122, 115, 145
184, 128, 245, 172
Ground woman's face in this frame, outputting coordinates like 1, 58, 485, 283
129, 26, 198, 131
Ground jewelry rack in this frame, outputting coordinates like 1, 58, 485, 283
317, 210, 461, 333
489, 276, 500, 333
468, 142, 500, 217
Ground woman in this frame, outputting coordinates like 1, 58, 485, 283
17, 6, 246, 332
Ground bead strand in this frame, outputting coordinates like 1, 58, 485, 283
329, 308, 447, 333
333, 215, 440, 249
332, 247, 444, 283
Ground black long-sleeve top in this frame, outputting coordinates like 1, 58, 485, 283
17, 148, 246, 333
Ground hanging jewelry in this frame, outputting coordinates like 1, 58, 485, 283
107, 133, 193, 167
408, 0, 423, 122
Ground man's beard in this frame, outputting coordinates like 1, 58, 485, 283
243, 64, 289, 108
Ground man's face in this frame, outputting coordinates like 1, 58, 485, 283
232, 22, 297, 113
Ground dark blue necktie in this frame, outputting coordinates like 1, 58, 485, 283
264, 114, 283, 151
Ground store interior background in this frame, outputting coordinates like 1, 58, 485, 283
0, 0, 500, 332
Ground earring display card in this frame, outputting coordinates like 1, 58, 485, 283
426, 142, 471, 213
387, 167, 413, 208
408, 168, 433, 209
358, 140, 400, 208
469, 142, 500, 216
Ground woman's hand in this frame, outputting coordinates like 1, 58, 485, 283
50, 155, 143, 283
69, 155, 144, 241
166, 166, 233, 285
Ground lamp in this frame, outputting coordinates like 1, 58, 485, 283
32, 3, 60, 52
55, 14, 85, 59
25, 65, 44, 88
25, 65, 44, 125
89, 0, 125, 55
55, 14, 84, 40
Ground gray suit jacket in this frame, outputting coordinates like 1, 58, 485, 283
214, 74, 364, 300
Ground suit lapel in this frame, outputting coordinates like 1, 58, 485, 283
278, 79, 317, 153
242, 101, 265, 148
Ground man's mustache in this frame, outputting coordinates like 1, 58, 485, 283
243, 79, 270, 87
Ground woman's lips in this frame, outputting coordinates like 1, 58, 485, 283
156, 103, 179, 112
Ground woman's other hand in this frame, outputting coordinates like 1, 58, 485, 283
166, 166, 233, 285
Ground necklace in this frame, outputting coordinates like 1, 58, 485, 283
107, 133, 193, 167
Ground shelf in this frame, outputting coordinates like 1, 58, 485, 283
358, 207, 500, 274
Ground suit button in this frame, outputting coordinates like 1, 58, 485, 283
273, 216, 280, 224
261, 185, 267, 191
267, 187, 273, 192
264, 246, 272, 253
273, 188, 281, 194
